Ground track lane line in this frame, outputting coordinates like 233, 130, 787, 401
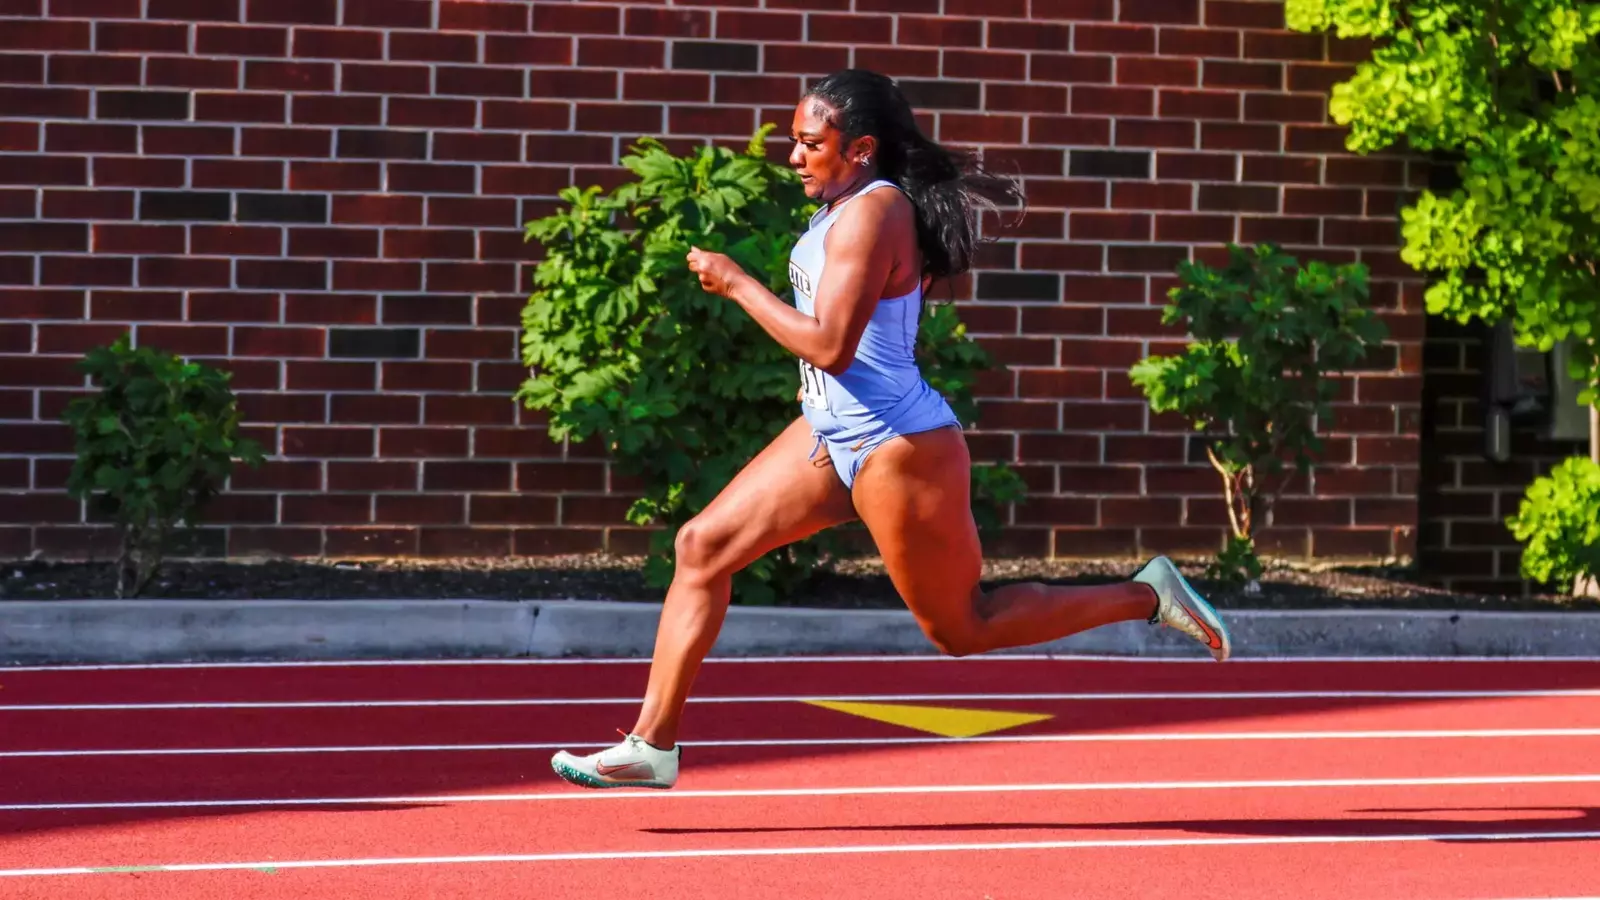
8, 727, 1600, 758
4, 829, 1598, 877
5, 654, 1600, 671
5, 773, 1599, 812
8, 688, 1600, 710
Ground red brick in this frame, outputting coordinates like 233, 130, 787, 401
191, 225, 281, 257
420, 527, 510, 556
1158, 27, 1239, 57
944, 50, 1026, 81
1116, 56, 1197, 86
1116, 118, 1195, 148
1110, 181, 1193, 210
898, 16, 983, 47
1074, 24, 1154, 53
1246, 92, 1326, 123
1239, 215, 1319, 245
1159, 89, 1239, 119
1204, 60, 1282, 90
1018, 369, 1104, 399
1242, 154, 1320, 183
1155, 213, 1234, 242
766, 43, 849, 74
196, 24, 287, 57
470, 495, 558, 525
98, 22, 191, 53
1206, 0, 1282, 28
247, 0, 336, 25
375, 495, 465, 526
1031, 53, 1113, 83
440, 1, 530, 32
195, 92, 285, 124
1031, 0, 1114, 19
146, 55, 240, 88
717, 10, 802, 41
986, 84, 1066, 114
89, 290, 183, 321
391, 31, 480, 63
0, 21, 90, 52
624, 7, 709, 37
1072, 86, 1153, 116
1201, 122, 1281, 152
1245, 31, 1326, 61
941, 113, 1024, 144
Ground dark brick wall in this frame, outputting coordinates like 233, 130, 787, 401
1418, 319, 1590, 594
0, 0, 1427, 563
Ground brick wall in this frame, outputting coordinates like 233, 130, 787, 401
0, 0, 1425, 564
1418, 319, 1589, 594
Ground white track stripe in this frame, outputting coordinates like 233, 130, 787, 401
7, 773, 1600, 813
5, 654, 1600, 672
8, 728, 1600, 758
4, 830, 1599, 877
8, 688, 1600, 711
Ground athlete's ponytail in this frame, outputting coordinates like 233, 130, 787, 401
804, 69, 1024, 281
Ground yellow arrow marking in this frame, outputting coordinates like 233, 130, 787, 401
803, 700, 1054, 738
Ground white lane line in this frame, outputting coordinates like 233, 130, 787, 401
7, 773, 1600, 812
7, 728, 1600, 758
5, 654, 1600, 671
8, 688, 1600, 711
5, 830, 1599, 877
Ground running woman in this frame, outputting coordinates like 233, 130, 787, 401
551, 69, 1231, 790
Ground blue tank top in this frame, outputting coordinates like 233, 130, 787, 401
787, 179, 949, 442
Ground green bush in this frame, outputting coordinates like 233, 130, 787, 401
61, 335, 264, 598
1129, 243, 1390, 587
1507, 456, 1600, 595
517, 128, 1024, 605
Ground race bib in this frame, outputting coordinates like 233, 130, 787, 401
798, 359, 828, 411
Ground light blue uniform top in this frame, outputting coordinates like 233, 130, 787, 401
786, 179, 960, 489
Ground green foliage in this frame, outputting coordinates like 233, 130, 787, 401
1507, 456, 1600, 594
61, 334, 265, 598
517, 128, 1022, 605
1286, 0, 1600, 404
1129, 244, 1390, 586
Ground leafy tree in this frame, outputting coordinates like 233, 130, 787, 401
1130, 244, 1389, 588
517, 128, 1024, 604
1287, 0, 1599, 410
1288, 0, 1600, 592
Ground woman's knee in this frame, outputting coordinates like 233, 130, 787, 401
920, 616, 986, 658
673, 514, 736, 577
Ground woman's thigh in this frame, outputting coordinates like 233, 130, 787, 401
850, 425, 984, 632
675, 415, 859, 577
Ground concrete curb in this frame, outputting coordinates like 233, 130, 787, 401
3, 599, 1600, 665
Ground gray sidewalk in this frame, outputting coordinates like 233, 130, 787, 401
3, 598, 1598, 665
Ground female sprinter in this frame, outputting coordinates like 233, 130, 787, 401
551, 69, 1231, 790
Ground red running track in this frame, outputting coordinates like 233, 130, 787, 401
0, 656, 1597, 899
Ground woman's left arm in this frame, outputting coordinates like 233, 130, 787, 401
688, 193, 898, 376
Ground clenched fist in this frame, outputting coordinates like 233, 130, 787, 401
686, 246, 747, 298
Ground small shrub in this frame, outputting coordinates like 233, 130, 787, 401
1129, 243, 1390, 588
1507, 456, 1600, 596
517, 128, 1022, 604
61, 334, 264, 598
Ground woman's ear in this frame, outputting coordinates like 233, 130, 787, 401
852, 135, 878, 167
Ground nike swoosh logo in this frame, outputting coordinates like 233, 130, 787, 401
595, 761, 650, 778
1181, 599, 1224, 649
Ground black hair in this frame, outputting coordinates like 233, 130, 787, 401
804, 68, 1025, 281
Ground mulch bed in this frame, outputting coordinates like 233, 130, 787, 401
3, 554, 1596, 613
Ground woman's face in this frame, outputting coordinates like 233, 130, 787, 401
788, 98, 875, 202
